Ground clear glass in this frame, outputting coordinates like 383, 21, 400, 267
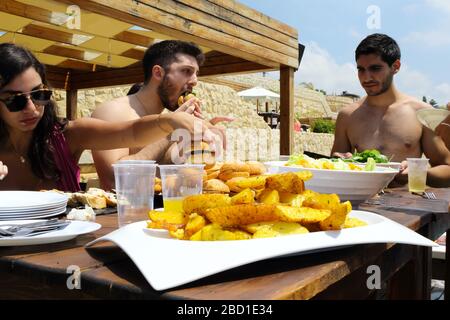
112, 161, 157, 227
407, 158, 429, 193
159, 164, 204, 212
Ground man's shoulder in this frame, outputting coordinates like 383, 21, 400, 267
91, 96, 136, 121
399, 96, 432, 111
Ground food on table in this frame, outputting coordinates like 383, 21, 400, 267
287, 154, 375, 171
67, 205, 96, 221
177, 91, 197, 107
42, 187, 117, 209
342, 149, 389, 164
184, 141, 216, 169
154, 177, 162, 194
147, 171, 367, 241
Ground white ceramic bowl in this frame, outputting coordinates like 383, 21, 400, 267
264, 161, 398, 202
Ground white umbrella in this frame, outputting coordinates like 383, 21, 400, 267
237, 86, 280, 100
237, 87, 280, 113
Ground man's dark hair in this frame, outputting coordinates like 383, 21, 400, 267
142, 40, 205, 84
355, 33, 401, 66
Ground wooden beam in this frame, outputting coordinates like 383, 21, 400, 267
120, 48, 145, 60
45, 65, 70, 89
62, 0, 294, 68
57, 59, 97, 72
113, 30, 154, 47
21, 23, 93, 46
175, 0, 298, 49
199, 61, 273, 77
67, 56, 272, 89
206, 0, 298, 39
137, 0, 298, 58
280, 66, 295, 156
66, 89, 78, 120
69, 66, 144, 89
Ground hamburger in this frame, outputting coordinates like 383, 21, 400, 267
178, 91, 197, 107
184, 141, 216, 170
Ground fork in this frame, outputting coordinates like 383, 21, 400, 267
424, 192, 437, 200
412, 191, 437, 200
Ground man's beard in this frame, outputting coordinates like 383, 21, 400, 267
158, 75, 179, 112
365, 73, 393, 96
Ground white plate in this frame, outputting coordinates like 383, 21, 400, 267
0, 205, 67, 215
0, 220, 101, 246
417, 109, 450, 131
0, 203, 67, 213
0, 208, 67, 220
264, 161, 397, 201
86, 210, 437, 291
0, 191, 68, 210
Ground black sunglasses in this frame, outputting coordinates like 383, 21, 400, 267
0, 88, 53, 112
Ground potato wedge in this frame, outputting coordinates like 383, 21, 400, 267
251, 222, 309, 238
235, 175, 268, 189
205, 204, 278, 227
275, 205, 331, 224
319, 201, 352, 231
225, 177, 247, 193
218, 171, 250, 181
230, 188, 255, 205
343, 217, 368, 229
257, 189, 280, 204
182, 194, 231, 215
199, 224, 245, 241
265, 172, 311, 194
184, 213, 207, 238
148, 210, 187, 225
278, 192, 304, 207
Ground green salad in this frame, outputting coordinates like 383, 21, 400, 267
338, 149, 389, 164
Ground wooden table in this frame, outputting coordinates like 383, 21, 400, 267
0, 188, 449, 300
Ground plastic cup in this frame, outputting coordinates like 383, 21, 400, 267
407, 158, 429, 193
112, 161, 157, 228
159, 164, 205, 212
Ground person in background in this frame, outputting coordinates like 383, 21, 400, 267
92, 40, 232, 190
331, 34, 450, 187
0, 43, 217, 191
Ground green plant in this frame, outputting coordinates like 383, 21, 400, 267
311, 119, 335, 133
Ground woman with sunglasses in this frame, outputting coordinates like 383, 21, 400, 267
0, 43, 216, 192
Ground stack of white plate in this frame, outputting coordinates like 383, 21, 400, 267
0, 191, 68, 221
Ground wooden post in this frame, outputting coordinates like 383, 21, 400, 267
279, 66, 294, 156
66, 89, 78, 120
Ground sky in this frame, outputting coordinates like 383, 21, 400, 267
238, 0, 450, 105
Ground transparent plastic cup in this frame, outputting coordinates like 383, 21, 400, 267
159, 164, 205, 212
112, 161, 157, 228
407, 158, 429, 193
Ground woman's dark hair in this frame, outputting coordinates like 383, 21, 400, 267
142, 40, 205, 84
355, 33, 401, 66
0, 43, 62, 181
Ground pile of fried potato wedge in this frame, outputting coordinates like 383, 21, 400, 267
147, 171, 367, 241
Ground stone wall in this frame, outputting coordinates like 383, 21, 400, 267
293, 132, 334, 157
326, 95, 355, 113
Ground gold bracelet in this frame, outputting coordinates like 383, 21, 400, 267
157, 113, 172, 134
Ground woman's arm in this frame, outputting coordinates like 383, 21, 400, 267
66, 112, 214, 156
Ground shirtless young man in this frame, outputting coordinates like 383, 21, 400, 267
331, 34, 450, 187
92, 40, 230, 190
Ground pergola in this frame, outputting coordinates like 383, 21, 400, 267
0, 0, 300, 155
